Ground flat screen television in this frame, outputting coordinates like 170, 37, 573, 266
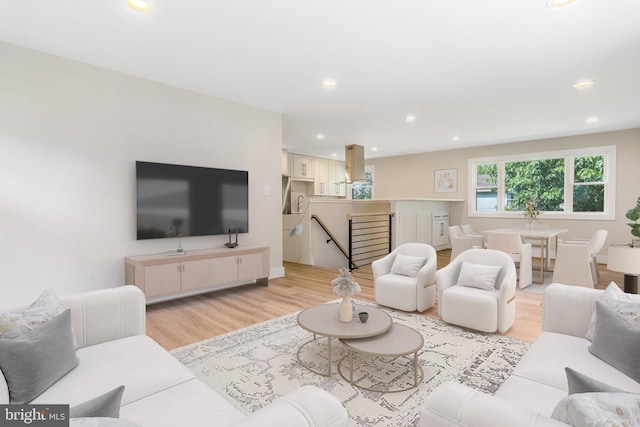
136, 161, 248, 240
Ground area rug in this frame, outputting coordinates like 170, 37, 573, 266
171, 301, 530, 427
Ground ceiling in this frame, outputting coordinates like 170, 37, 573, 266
2, 0, 640, 160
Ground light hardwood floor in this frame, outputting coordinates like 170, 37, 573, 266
146, 249, 623, 351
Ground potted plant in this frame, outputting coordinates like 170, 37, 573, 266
522, 197, 541, 227
626, 196, 640, 247
331, 268, 361, 322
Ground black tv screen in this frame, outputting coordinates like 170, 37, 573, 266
136, 161, 248, 240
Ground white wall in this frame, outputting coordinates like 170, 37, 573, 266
369, 129, 640, 254
0, 42, 283, 305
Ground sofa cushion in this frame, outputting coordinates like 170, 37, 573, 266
390, 254, 426, 277
119, 379, 243, 427
441, 285, 498, 332
565, 368, 624, 395
457, 262, 502, 291
70, 418, 142, 427
0, 309, 79, 404
551, 392, 640, 427
70, 386, 125, 418
507, 331, 640, 394
589, 301, 640, 382
31, 335, 196, 407
496, 374, 569, 417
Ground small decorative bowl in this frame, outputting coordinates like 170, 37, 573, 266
358, 312, 369, 323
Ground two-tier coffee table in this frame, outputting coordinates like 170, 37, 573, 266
339, 323, 424, 392
296, 303, 392, 376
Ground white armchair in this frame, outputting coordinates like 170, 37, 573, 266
437, 249, 517, 333
552, 230, 608, 287
487, 231, 533, 288
372, 243, 437, 312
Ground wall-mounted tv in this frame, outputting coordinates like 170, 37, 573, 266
136, 161, 248, 240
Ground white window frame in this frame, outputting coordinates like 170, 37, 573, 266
468, 145, 616, 220
349, 165, 375, 200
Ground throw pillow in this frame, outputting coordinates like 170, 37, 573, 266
70, 386, 125, 419
551, 392, 640, 427
0, 309, 79, 404
565, 367, 625, 395
588, 301, 640, 383
0, 289, 65, 339
390, 254, 427, 277
457, 261, 502, 291
585, 282, 635, 341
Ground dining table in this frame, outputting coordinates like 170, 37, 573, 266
485, 227, 568, 284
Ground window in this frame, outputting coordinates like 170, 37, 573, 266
351, 166, 374, 200
468, 146, 615, 220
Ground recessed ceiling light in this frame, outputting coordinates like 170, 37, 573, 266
331, 153, 337, 157
405, 115, 416, 123
549, 0, 575, 8
573, 80, 595, 89
316, 134, 325, 140
451, 135, 460, 142
128, 0, 151, 12
585, 116, 599, 124
322, 80, 336, 89
371, 147, 379, 152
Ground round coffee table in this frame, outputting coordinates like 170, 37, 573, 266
338, 323, 424, 392
297, 303, 392, 376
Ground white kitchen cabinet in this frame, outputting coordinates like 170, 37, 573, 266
314, 158, 328, 195
290, 154, 314, 181
328, 160, 346, 196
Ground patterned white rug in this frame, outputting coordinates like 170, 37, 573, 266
171, 301, 530, 427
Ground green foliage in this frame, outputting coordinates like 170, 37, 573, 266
504, 158, 565, 212
352, 170, 373, 200
626, 197, 640, 238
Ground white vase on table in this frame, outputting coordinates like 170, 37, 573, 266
339, 296, 353, 322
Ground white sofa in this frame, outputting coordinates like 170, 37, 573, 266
0, 286, 348, 427
421, 283, 640, 426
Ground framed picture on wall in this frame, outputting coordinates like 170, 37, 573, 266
434, 169, 457, 193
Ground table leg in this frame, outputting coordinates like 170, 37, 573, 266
539, 238, 545, 284
327, 336, 332, 376
349, 349, 353, 383
414, 352, 418, 387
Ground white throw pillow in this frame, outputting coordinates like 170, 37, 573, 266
551, 392, 640, 427
457, 262, 502, 291
585, 282, 639, 341
390, 254, 427, 277
0, 289, 65, 339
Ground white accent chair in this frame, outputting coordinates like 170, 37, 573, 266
460, 224, 485, 248
552, 229, 608, 287
372, 243, 437, 312
448, 226, 476, 261
487, 231, 533, 288
437, 249, 517, 333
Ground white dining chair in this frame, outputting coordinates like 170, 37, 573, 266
448, 226, 474, 261
552, 230, 608, 287
487, 231, 533, 288
460, 224, 485, 248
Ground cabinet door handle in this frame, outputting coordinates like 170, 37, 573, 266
321, 182, 325, 193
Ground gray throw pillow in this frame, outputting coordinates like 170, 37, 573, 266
588, 301, 640, 383
0, 309, 79, 403
70, 386, 125, 419
565, 367, 625, 395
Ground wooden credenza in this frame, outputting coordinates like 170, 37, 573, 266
125, 246, 269, 303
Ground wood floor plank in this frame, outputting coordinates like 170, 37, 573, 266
146, 249, 623, 350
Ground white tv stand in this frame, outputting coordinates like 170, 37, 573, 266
125, 245, 269, 304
